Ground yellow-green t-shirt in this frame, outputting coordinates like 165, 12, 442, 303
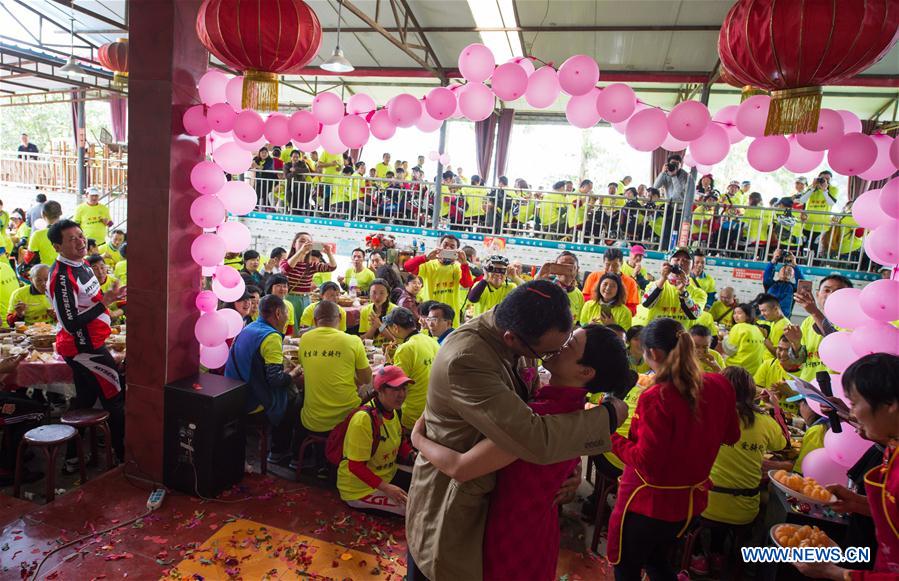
0, 212, 12, 255
762, 316, 789, 360
579, 301, 632, 330
709, 300, 736, 330
567, 287, 585, 322
299, 326, 368, 432
703, 413, 787, 525
690, 311, 718, 337
418, 260, 464, 325
280, 298, 295, 334
698, 348, 726, 373
753, 358, 800, 415
318, 151, 343, 184
724, 322, 767, 375
393, 333, 439, 430
0, 261, 20, 322
644, 281, 707, 326
566, 194, 588, 228
691, 272, 717, 304
604, 384, 649, 470
621, 262, 649, 288
799, 315, 828, 382
345, 267, 376, 293
375, 162, 392, 179
7, 285, 52, 325
27, 229, 56, 265
300, 301, 347, 331
337, 403, 402, 501
462, 186, 486, 218
471, 282, 516, 317
538, 192, 566, 227
260, 333, 284, 365
795, 423, 828, 474
73, 203, 111, 244
113, 259, 127, 286
743, 206, 774, 244
98, 242, 124, 266
358, 302, 397, 348
838, 214, 864, 256
311, 271, 333, 289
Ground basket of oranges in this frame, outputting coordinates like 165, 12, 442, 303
768, 470, 837, 504
770, 524, 837, 549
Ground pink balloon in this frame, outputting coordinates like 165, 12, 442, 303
233, 110, 265, 143
212, 142, 252, 175
369, 109, 396, 141
190, 161, 225, 195
860, 279, 899, 322
611, 102, 650, 134
183, 105, 211, 136
735, 95, 771, 138
216, 221, 251, 253
216, 180, 256, 215
667, 100, 711, 142
796, 109, 845, 152
319, 123, 347, 154
865, 220, 899, 266
415, 109, 442, 133
747, 135, 790, 172
190, 195, 227, 229
225, 76, 243, 111
198, 70, 229, 105
819, 331, 860, 373
596, 83, 636, 123
891, 137, 899, 171
823, 288, 869, 330
212, 276, 245, 303
425, 87, 456, 121
824, 427, 871, 468
264, 114, 290, 146
507, 56, 535, 76
829, 133, 878, 176
625, 108, 668, 152
191, 233, 226, 267
490, 62, 528, 101
338, 115, 370, 148
196, 290, 219, 313
219, 308, 246, 339
565, 89, 601, 129
851, 321, 899, 357
784, 135, 825, 173
449, 85, 465, 119
661, 133, 689, 152
858, 135, 897, 181
525, 66, 561, 109
427, 150, 439, 161
438, 153, 451, 165
233, 134, 267, 152
712, 105, 744, 144
558, 54, 600, 97
346, 93, 376, 115
207, 102, 237, 132
880, 177, 899, 220
201, 266, 216, 277
387, 93, 422, 128
195, 311, 228, 347
311, 92, 344, 126
288, 110, 319, 143
214, 264, 242, 289
459, 83, 495, 122
800, 447, 847, 485
458, 43, 495, 83
296, 136, 320, 153
200, 343, 230, 369
836, 109, 862, 134
690, 123, 731, 165
853, 188, 890, 229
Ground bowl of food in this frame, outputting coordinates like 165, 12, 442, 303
770, 523, 837, 549
768, 470, 837, 504
30, 334, 56, 350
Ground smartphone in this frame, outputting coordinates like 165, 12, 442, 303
544, 263, 574, 277
439, 249, 458, 261
797, 280, 813, 295
600, 304, 613, 318
310, 242, 324, 252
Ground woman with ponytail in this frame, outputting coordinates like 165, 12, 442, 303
607, 317, 741, 581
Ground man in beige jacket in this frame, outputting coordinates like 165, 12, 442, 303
406, 280, 627, 580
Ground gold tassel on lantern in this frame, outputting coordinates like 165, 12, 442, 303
765, 86, 822, 136
242, 70, 279, 112
740, 85, 767, 102
112, 71, 128, 88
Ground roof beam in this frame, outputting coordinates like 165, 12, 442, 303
49, 0, 128, 31
12, 0, 100, 50
396, 0, 444, 77
321, 24, 722, 33
0, 78, 48, 91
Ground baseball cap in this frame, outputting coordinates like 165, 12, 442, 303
630, 244, 646, 256
741, 180, 751, 186
785, 394, 806, 403
373, 365, 414, 391
795, 176, 808, 184
728, 180, 740, 187
670, 246, 693, 260
379, 307, 417, 333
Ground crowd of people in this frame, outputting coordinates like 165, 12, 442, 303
209, 218, 896, 580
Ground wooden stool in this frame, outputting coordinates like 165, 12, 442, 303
61, 409, 113, 470
294, 434, 328, 481
590, 468, 619, 553
246, 414, 271, 475
14, 424, 86, 502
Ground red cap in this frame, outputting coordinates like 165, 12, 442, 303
373, 365, 414, 391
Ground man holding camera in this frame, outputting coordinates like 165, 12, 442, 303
763, 249, 805, 317
639, 247, 707, 326
797, 171, 838, 254
403, 234, 473, 327
653, 154, 689, 244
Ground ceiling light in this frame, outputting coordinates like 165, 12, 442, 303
321, 0, 354, 73
60, 55, 87, 77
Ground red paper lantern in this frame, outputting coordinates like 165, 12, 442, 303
196, 0, 322, 111
718, 63, 766, 102
98, 38, 128, 85
718, 0, 899, 135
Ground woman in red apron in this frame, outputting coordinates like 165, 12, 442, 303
795, 353, 899, 580
607, 317, 741, 580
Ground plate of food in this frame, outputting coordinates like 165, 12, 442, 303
768, 470, 837, 505
23, 323, 55, 337
770, 523, 838, 549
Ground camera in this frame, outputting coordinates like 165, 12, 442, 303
666, 162, 679, 173
669, 265, 683, 275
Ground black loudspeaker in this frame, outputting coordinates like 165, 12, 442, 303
163, 373, 247, 498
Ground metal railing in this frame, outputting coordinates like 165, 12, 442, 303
0, 151, 128, 195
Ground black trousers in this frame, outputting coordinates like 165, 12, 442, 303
270, 390, 300, 455
64, 347, 125, 462
405, 551, 431, 581
614, 513, 689, 581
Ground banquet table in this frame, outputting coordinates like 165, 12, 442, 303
3, 358, 75, 398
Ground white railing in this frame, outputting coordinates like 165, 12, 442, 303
0, 151, 128, 196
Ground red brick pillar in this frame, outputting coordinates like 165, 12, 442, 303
124, 0, 207, 480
